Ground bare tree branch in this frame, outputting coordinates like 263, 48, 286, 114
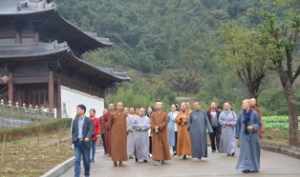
292, 64, 300, 84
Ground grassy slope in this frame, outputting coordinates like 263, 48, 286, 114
0, 129, 72, 177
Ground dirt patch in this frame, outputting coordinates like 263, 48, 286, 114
0, 129, 73, 177
264, 128, 289, 144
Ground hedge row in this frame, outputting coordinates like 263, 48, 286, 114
0, 118, 72, 142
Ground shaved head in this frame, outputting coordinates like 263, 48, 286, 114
116, 102, 124, 111
155, 102, 163, 110
192, 101, 200, 110
242, 99, 250, 110
249, 98, 257, 107
108, 103, 115, 111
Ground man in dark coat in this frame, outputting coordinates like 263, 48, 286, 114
71, 104, 93, 177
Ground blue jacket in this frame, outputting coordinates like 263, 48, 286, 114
71, 116, 93, 143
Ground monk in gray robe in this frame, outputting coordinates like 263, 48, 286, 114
219, 102, 237, 156
127, 107, 138, 159
189, 101, 213, 159
236, 99, 261, 173
134, 107, 150, 162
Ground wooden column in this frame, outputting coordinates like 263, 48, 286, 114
34, 32, 39, 43
48, 71, 54, 113
16, 32, 21, 44
56, 78, 62, 118
8, 73, 14, 102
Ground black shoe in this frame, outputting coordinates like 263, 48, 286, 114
242, 170, 251, 173
143, 160, 148, 163
119, 161, 123, 167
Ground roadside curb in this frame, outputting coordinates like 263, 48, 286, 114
40, 157, 74, 177
262, 141, 300, 159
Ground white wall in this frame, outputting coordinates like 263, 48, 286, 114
60, 85, 104, 118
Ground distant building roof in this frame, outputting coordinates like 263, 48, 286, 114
0, 41, 69, 59
0, 0, 129, 83
0, 0, 112, 54
0, 0, 55, 16
0, 41, 130, 82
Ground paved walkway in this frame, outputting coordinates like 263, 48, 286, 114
63, 148, 300, 177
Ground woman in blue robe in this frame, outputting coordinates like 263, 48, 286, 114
167, 104, 178, 155
236, 99, 261, 173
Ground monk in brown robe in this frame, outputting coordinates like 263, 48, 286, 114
103, 103, 114, 156
151, 102, 171, 165
250, 98, 264, 139
110, 102, 128, 167
176, 102, 192, 159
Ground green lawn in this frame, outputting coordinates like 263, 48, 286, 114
263, 115, 300, 129
263, 115, 300, 144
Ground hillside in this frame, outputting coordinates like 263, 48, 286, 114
56, 0, 300, 113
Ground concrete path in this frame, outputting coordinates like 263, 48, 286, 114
63, 148, 300, 177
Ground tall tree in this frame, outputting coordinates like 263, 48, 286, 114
222, 24, 269, 98
262, 13, 300, 145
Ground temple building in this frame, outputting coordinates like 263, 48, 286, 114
0, 0, 129, 118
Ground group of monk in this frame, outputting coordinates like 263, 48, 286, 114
102, 101, 170, 166
100, 98, 262, 173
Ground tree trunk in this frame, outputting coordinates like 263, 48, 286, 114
247, 84, 259, 99
284, 85, 299, 146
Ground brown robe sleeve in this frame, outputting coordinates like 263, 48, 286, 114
176, 113, 181, 124
158, 112, 168, 130
150, 113, 155, 129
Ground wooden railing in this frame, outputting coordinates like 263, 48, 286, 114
0, 99, 55, 121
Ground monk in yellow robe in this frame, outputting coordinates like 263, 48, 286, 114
176, 102, 192, 159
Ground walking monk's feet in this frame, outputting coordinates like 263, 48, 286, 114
119, 161, 123, 167
161, 160, 167, 165
113, 161, 118, 167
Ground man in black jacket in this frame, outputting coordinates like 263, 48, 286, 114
71, 104, 93, 177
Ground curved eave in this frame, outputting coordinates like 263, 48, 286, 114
0, 1, 112, 55
64, 51, 129, 82
0, 44, 69, 60
0, 0, 56, 16
0, 7, 55, 16
41, 11, 112, 54
50, 12, 113, 52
